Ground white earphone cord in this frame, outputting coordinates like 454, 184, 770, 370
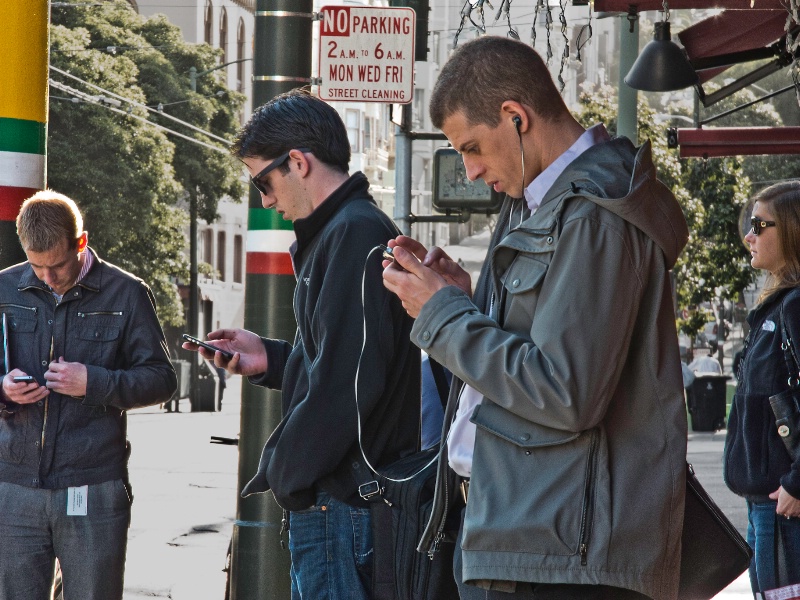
354, 245, 437, 483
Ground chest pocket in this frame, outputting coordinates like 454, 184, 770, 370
74, 312, 123, 368
497, 254, 548, 330
1, 306, 40, 375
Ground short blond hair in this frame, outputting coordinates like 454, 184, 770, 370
17, 190, 84, 253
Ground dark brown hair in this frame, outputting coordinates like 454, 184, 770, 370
429, 36, 567, 129
754, 180, 800, 304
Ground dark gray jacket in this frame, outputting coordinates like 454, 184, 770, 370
0, 249, 176, 489
417, 139, 689, 600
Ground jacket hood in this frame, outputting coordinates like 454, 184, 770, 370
541, 137, 688, 269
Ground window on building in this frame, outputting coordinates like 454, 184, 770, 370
413, 88, 425, 129
202, 229, 213, 266
217, 231, 226, 281
233, 234, 243, 283
204, 0, 213, 45
345, 109, 360, 153
237, 19, 246, 92
363, 117, 373, 151
219, 8, 228, 64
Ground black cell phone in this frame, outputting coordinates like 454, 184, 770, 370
380, 244, 395, 262
12, 375, 35, 383
182, 334, 234, 360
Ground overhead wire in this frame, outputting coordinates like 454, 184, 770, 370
50, 65, 232, 146
48, 78, 230, 154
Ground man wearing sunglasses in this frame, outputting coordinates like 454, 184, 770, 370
183, 89, 420, 600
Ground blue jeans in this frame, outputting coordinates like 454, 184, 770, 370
747, 500, 800, 594
0, 479, 131, 600
288, 491, 373, 600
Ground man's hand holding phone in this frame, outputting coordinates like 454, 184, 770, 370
181, 329, 268, 376
2, 369, 48, 404
382, 236, 473, 318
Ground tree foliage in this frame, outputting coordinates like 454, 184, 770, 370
48, 0, 245, 326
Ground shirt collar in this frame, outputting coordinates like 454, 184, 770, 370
48, 248, 93, 302
524, 124, 611, 213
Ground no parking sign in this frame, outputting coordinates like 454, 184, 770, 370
317, 5, 415, 104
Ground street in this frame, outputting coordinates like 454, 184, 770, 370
122, 375, 754, 599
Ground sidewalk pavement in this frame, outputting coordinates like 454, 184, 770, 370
123, 375, 242, 599
122, 375, 754, 599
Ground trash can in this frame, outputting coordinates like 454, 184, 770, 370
165, 359, 190, 412
687, 374, 731, 432
171, 359, 190, 398
191, 359, 219, 413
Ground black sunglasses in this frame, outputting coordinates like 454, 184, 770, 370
750, 216, 776, 236
250, 148, 311, 195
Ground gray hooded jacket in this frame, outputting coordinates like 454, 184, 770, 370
416, 138, 689, 600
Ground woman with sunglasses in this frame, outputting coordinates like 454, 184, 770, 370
724, 180, 800, 597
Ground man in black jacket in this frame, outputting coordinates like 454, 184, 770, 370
0, 191, 177, 599
184, 90, 420, 600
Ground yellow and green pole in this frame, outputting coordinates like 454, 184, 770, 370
0, 0, 49, 267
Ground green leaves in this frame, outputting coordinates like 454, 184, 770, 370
48, 2, 246, 326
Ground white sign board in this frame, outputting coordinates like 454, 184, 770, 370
318, 5, 415, 104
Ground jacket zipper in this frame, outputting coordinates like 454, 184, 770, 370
578, 429, 599, 565
0, 304, 38, 314
77, 311, 123, 317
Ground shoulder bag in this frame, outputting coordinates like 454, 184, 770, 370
354, 358, 460, 600
771, 299, 800, 462
679, 462, 753, 599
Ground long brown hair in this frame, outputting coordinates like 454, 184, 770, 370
755, 180, 800, 304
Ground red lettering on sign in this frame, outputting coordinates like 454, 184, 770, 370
321, 6, 350, 36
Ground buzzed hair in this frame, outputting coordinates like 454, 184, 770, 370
17, 190, 84, 253
429, 36, 568, 129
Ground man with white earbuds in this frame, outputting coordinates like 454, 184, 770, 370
383, 36, 690, 600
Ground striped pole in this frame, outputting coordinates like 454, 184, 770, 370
0, 0, 49, 268
228, 2, 312, 598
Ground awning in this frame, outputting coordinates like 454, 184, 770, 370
671, 126, 800, 157
594, 0, 798, 156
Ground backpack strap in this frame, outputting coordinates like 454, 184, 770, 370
428, 357, 450, 408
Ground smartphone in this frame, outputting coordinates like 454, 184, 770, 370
12, 375, 35, 383
182, 334, 234, 360
380, 244, 395, 262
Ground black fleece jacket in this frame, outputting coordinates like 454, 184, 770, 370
724, 287, 800, 500
241, 173, 421, 510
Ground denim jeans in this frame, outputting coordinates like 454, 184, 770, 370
288, 491, 373, 600
747, 500, 800, 594
0, 479, 131, 600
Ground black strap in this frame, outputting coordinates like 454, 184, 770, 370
778, 299, 800, 389
428, 358, 450, 409
370, 501, 396, 600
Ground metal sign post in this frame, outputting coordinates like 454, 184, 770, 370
317, 5, 415, 104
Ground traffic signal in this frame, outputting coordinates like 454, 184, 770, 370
432, 148, 503, 213
390, 0, 428, 61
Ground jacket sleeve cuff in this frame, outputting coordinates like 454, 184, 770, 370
81, 364, 112, 407
781, 465, 800, 500
247, 337, 290, 389
411, 286, 478, 351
